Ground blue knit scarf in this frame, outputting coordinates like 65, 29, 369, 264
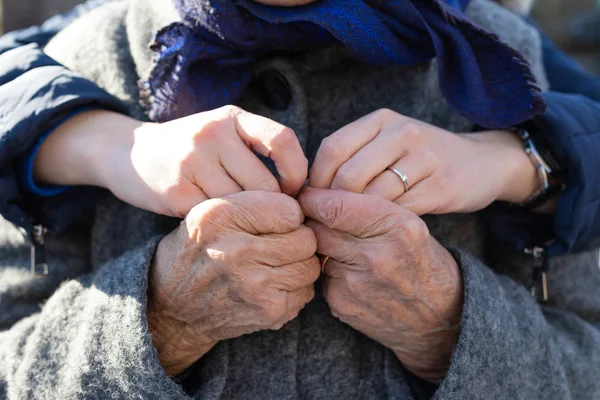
143, 0, 546, 128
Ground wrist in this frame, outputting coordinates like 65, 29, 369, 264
87, 112, 146, 190
465, 130, 539, 204
394, 239, 462, 383
34, 110, 143, 189
146, 304, 216, 376
147, 233, 217, 376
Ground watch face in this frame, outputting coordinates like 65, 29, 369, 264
530, 132, 565, 174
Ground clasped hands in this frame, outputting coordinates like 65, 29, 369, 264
124, 106, 541, 381
39, 106, 537, 380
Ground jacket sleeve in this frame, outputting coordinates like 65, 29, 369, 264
0, 221, 188, 399
0, 0, 127, 234
484, 91, 600, 256
482, 20, 600, 255
433, 248, 600, 399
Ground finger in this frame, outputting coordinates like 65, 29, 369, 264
393, 179, 444, 216
269, 257, 321, 291
213, 191, 304, 234
321, 257, 355, 279
196, 162, 243, 198
299, 187, 404, 237
280, 284, 315, 323
329, 122, 414, 193
173, 186, 210, 218
233, 108, 307, 197
309, 109, 401, 189
363, 153, 434, 202
220, 137, 281, 193
254, 225, 317, 266
305, 219, 364, 267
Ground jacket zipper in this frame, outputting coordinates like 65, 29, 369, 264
30, 224, 49, 276
524, 246, 548, 302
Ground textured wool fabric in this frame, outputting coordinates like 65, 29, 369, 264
144, 0, 546, 128
3, 0, 598, 398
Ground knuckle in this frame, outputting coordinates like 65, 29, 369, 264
324, 283, 351, 318
263, 300, 288, 327
344, 273, 367, 297
319, 136, 346, 163
228, 237, 256, 262
398, 216, 430, 243
300, 226, 318, 255
274, 198, 304, 231
220, 104, 243, 119
243, 270, 270, 294
163, 185, 196, 217
191, 198, 231, 228
301, 257, 321, 284
198, 119, 223, 142
334, 164, 361, 191
270, 127, 298, 151
373, 108, 397, 121
399, 121, 424, 143
316, 197, 345, 228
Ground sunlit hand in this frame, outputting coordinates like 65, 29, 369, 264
148, 191, 320, 375
309, 109, 539, 215
35, 106, 307, 218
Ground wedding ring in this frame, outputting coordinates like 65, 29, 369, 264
388, 167, 410, 193
319, 255, 330, 273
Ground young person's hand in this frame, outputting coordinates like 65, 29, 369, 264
309, 109, 540, 216
34, 106, 307, 217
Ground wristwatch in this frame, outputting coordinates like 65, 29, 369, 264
517, 127, 566, 210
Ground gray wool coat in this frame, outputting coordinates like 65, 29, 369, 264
2, 0, 600, 399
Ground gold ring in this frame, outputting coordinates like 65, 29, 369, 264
319, 255, 330, 273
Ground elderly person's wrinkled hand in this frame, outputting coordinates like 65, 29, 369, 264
147, 191, 320, 376
34, 106, 307, 218
309, 109, 540, 216
299, 187, 463, 383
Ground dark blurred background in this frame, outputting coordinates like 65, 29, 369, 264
0, 0, 599, 73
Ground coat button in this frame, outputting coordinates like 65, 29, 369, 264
253, 70, 292, 110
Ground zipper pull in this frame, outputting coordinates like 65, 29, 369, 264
524, 246, 548, 302
30, 224, 49, 277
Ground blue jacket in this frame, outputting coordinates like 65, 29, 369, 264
0, 1, 125, 233
0, 2, 599, 257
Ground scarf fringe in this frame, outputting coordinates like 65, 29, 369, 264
140, 0, 547, 127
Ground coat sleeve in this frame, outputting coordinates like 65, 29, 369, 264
0, 220, 188, 399
482, 21, 600, 255
434, 248, 600, 399
0, 0, 127, 234
484, 91, 600, 256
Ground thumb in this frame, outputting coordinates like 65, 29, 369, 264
298, 187, 402, 237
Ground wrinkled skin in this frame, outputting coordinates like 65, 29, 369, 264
147, 191, 320, 375
299, 187, 463, 382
